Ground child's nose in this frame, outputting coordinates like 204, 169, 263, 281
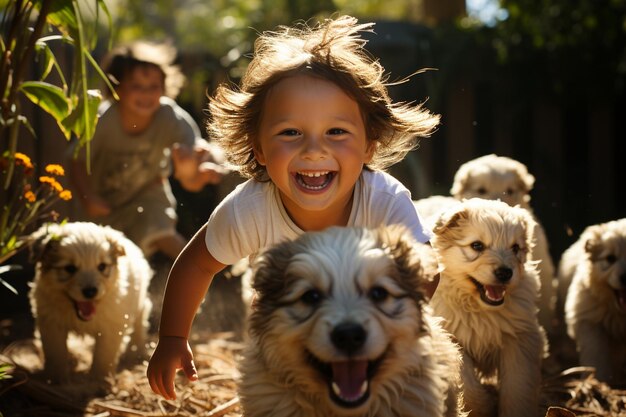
301, 134, 327, 160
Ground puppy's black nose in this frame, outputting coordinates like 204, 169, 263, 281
331, 322, 366, 355
620, 273, 626, 286
494, 267, 513, 283
82, 287, 98, 299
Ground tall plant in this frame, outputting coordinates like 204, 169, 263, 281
0, 0, 113, 265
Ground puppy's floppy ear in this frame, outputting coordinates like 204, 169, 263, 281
377, 224, 433, 302
582, 223, 605, 261
102, 226, 126, 258
450, 166, 469, 198
432, 205, 468, 236
515, 207, 537, 254
513, 160, 535, 193
28, 222, 63, 263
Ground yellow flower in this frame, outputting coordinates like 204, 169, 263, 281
24, 190, 36, 202
45, 164, 65, 176
14, 152, 33, 169
39, 176, 63, 192
59, 190, 72, 201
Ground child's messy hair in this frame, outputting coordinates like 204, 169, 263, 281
208, 15, 440, 181
101, 41, 185, 99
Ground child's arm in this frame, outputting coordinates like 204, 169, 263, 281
69, 157, 111, 217
147, 223, 226, 399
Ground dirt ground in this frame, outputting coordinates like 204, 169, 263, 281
0, 260, 624, 417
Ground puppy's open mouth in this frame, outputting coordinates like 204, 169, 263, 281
73, 300, 96, 321
470, 276, 506, 306
307, 351, 384, 408
614, 289, 626, 312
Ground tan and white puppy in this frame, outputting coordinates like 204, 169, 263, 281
450, 154, 556, 333
29, 222, 153, 382
431, 198, 546, 417
239, 225, 466, 417
560, 218, 626, 384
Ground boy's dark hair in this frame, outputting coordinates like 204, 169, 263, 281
101, 41, 185, 99
208, 15, 440, 181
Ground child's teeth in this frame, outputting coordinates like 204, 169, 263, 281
302, 171, 328, 177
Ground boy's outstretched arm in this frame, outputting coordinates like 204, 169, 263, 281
147, 223, 226, 399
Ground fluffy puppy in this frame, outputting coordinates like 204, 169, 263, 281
560, 218, 626, 384
430, 198, 546, 417
29, 222, 153, 382
450, 154, 556, 333
239, 225, 466, 417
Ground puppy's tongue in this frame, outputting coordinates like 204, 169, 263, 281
331, 360, 368, 402
75, 301, 96, 321
484, 284, 506, 302
616, 290, 626, 312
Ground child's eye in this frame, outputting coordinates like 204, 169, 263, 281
278, 129, 300, 137
327, 127, 348, 136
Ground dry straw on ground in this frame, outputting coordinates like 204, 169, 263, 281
1, 331, 625, 417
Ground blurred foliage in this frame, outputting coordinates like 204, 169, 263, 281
445, 0, 626, 102
0, 0, 110, 271
101, 0, 626, 107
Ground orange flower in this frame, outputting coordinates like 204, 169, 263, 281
44, 164, 65, 176
24, 190, 36, 202
59, 190, 72, 201
39, 176, 63, 193
14, 152, 33, 169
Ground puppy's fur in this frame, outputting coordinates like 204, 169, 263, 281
560, 218, 626, 383
449, 154, 556, 333
29, 222, 153, 381
239, 226, 465, 417
431, 198, 546, 417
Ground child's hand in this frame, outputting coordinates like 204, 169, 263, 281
172, 142, 230, 192
147, 336, 198, 400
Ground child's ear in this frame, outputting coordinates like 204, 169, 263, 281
364, 140, 376, 163
253, 146, 267, 166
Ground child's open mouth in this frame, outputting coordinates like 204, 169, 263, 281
295, 171, 336, 191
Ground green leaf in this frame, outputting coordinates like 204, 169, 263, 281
45, 0, 79, 36
19, 81, 71, 138
35, 36, 68, 87
0, 362, 14, 380
61, 89, 101, 142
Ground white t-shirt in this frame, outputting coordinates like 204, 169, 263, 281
205, 169, 430, 265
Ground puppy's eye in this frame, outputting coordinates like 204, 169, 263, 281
300, 289, 323, 306
512, 243, 520, 254
606, 254, 617, 264
64, 264, 77, 274
97, 263, 109, 273
369, 286, 388, 302
470, 241, 485, 252
477, 187, 487, 195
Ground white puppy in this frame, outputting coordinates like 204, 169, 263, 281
29, 222, 153, 382
560, 218, 626, 384
430, 198, 546, 417
450, 154, 556, 333
239, 225, 466, 417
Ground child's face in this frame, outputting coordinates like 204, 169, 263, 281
116, 65, 164, 118
254, 74, 374, 229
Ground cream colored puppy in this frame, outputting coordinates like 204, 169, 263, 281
431, 199, 545, 417
29, 222, 153, 382
560, 218, 626, 384
450, 154, 556, 333
239, 226, 466, 417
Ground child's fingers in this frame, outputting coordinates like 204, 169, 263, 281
182, 359, 198, 381
163, 368, 177, 400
